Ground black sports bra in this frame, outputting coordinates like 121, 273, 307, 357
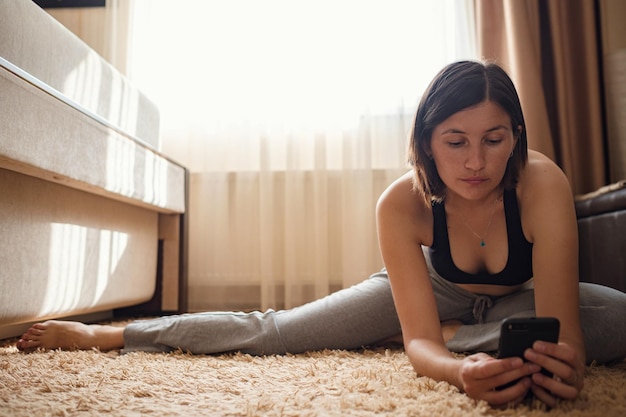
428, 189, 533, 286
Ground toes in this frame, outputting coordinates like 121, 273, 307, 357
22, 328, 41, 339
17, 338, 39, 351
28, 327, 44, 337
17, 326, 45, 351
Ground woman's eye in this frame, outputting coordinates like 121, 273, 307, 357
485, 138, 503, 145
447, 141, 465, 147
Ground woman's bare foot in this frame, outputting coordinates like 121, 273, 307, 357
16, 320, 125, 352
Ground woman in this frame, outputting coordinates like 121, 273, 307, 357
378, 60, 590, 407
17, 61, 626, 407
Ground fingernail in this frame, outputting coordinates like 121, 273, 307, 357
534, 341, 546, 351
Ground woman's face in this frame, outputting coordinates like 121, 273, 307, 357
429, 100, 518, 202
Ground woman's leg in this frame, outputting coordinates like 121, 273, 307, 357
17, 272, 400, 354
439, 279, 626, 364
577, 283, 626, 364
122, 271, 402, 355
273, 272, 401, 353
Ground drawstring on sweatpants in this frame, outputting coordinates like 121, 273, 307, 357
472, 295, 493, 324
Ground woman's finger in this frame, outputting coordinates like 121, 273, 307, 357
533, 341, 577, 366
530, 383, 558, 408
531, 371, 579, 401
524, 342, 584, 393
459, 356, 535, 406
483, 378, 532, 407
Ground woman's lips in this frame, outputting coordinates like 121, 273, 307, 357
462, 177, 488, 185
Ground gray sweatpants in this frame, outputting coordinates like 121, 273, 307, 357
123, 258, 626, 364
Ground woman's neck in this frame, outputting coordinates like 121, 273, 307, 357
443, 188, 503, 212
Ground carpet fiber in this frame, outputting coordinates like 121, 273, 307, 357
1, 331, 625, 416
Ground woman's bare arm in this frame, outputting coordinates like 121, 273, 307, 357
376, 173, 535, 405
520, 151, 585, 359
376, 173, 458, 378
518, 151, 585, 404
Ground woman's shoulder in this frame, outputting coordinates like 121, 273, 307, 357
517, 150, 576, 239
377, 171, 429, 213
376, 171, 433, 243
518, 150, 572, 199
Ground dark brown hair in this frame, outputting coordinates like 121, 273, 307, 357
408, 60, 528, 203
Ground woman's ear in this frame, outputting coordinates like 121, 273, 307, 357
512, 125, 523, 152
423, 143, 433, 160
507, 126, 522, 159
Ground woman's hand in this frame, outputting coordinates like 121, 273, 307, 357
524, 341, 585, 407
457, 353, 541, 406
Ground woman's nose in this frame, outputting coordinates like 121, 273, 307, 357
465, 147, 485, 172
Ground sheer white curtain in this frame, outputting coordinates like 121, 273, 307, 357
127, 0, 476, 311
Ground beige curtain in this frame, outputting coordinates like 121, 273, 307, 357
474, 0, 606, 194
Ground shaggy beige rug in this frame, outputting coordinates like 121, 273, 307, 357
1, 334, 625, 416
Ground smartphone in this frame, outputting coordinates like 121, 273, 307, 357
496, 317, 560, 390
